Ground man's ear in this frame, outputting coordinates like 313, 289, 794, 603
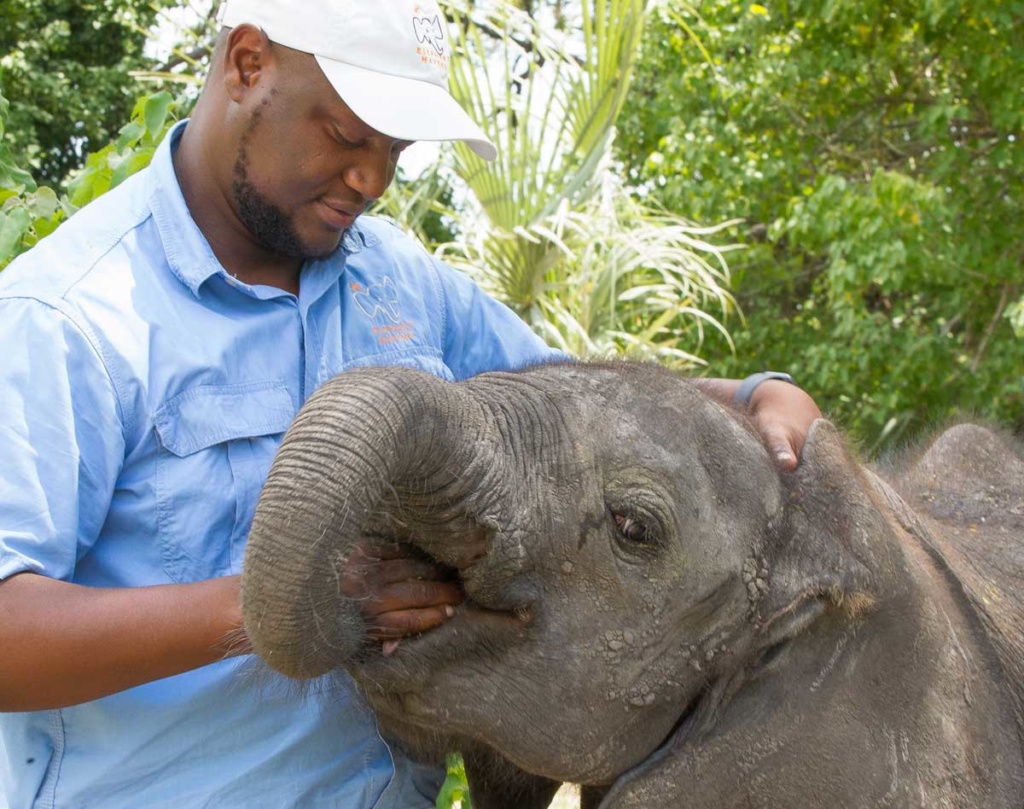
757, 419, 891, 642
222, 24, 272, 101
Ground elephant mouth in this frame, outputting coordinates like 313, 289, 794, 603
661, 689, 702, 750
600, 687, 704, 800
375, 536, 537, 659
378, 599, 534, 660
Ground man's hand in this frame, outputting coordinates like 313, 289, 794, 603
693, 377, 823, 471
746, 379, 823, 471
340, 539, 464, 653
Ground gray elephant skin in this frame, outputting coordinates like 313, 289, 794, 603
240, 362, 1024, 808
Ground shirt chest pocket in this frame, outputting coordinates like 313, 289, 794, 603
153, 382, 295, 584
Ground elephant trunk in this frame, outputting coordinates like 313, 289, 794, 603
242, 367, 491, 679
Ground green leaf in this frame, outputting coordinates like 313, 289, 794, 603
33, 214, 63, 240
67, 169, 110, 210
0, 157, 36, 193
1008, 298, 1024, 339
435, 753, 471, 809
117, 121, 146, 152
110, 150, 154, 190
0, 207, 32, 266
143, 92, 175, 142
26, 186, 59, 220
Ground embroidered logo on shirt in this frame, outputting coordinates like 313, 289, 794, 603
352, 277, 402, 323
350, 278, 417, 347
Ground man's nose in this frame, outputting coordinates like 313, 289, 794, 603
343, 145, 395, 202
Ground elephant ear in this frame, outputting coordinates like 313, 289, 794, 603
757, 419, 893, 643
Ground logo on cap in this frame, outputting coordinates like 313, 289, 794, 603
413, 15, 445, 56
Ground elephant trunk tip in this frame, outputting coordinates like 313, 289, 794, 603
243, 585, 369, 681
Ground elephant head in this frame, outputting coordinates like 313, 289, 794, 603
242, 362, 1024, 808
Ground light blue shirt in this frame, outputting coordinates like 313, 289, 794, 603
0, 121, 561, 809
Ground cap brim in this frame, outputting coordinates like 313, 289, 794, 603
315, 56, 497, 161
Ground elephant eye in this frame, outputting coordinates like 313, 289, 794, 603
613, 512, 652, 544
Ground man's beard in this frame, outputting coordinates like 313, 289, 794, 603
232, 153, 343, 261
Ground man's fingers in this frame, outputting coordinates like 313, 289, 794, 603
338, 537, 466, 642
340, 536, 460, 602
747, 380, 822, 471
360, 579, 464, 615
380, 557, 454, 583
762, 428, 798, 471
346, 538, 412, 563
771, 447, 798, 471
368, 605, 456, 641
344, 557, 451, 591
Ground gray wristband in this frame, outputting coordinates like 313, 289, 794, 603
733, 371, 796, 408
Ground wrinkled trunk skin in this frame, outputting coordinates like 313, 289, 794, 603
242, 366, 500, 679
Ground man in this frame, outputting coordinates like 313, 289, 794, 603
0, 1, 821, 807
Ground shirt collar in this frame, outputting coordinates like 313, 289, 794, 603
145, 119, 377, 298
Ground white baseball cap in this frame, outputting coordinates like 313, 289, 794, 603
221, 0, 497, 160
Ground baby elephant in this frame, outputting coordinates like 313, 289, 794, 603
242, 362, 1024, 808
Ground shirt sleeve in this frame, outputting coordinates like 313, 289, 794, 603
0, 297, 124, 582
433, 260, 569, 380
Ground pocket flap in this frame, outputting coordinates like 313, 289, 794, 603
154, 381, 295, 457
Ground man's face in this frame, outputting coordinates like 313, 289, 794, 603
230, 49, 412, 260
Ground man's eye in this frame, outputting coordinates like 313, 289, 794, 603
332, 128, 360, 148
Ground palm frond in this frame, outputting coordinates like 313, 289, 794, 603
429, 0, 736, 368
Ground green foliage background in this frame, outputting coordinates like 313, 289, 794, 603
617, 0, 1023, 452
5, 0, 1020, 456
0, 0, 180, 187
0, 88, 182, 267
